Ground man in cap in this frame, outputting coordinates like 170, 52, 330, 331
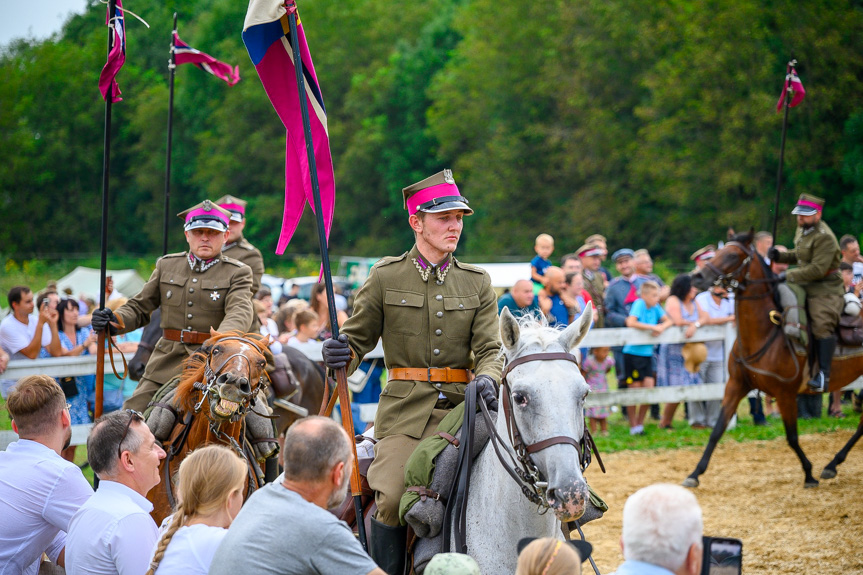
320, 169, 502, 574
578, 243, 606, 328
690, 246, 716, 271
216, 194, 266, 296
769, 194, 844, 392
585, 233, 612, 284
91, 200, 254, 412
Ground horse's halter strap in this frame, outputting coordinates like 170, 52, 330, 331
194, 336, 268, 422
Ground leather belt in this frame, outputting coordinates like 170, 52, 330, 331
388, 367, 470, 384
163, 329, 210, 345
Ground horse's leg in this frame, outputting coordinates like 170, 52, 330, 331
821, 415, 863, 479
775, 392, 818, 487
683, 376, 747, 488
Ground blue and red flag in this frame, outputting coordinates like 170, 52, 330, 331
173, 32, 240, 86
776, 65, 805, 112
98, 0, 126, 102
242, 0, 335, 255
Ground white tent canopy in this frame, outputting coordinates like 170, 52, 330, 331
56, 267, 147, 300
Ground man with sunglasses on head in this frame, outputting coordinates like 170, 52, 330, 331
0, 375, 93, 575
65, 409, 166, 575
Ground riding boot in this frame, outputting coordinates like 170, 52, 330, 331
370, 518, 407, 575
808, 336, 836, 392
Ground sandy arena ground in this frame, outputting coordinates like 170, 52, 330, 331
581, 430, 863, 574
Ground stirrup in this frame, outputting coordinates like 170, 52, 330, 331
807, 371, 826, 392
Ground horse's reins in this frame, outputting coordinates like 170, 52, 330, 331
705, 241, 802, 383
192, 336, 271, 420
444, 351, 604, 556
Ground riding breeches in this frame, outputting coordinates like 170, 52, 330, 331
123, 376, 162, 412
808, 292, 843, 339
367, 401, 451, 526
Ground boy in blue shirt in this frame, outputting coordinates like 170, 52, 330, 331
531, 233, 555, 291
623, 281, 670, 435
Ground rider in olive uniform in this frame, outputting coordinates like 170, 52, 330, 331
92, 200, 254, 412
321, 170, 502, 575
770, 194, 844, 392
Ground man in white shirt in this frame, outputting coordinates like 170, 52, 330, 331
0, 286, 63, 397
65, 410, 166, 575
0, 375, 93, 575
691, 286, 735, 428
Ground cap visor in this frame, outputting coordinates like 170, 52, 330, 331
229, 213, 244, 222
791, 206, 818, 216
419, 201, 474, 215
185, 220, 227, 232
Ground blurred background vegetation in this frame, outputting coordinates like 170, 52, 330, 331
1, 0, 861, 272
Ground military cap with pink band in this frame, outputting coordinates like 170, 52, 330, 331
790, 193, 825, 217
177, 200, 231, 232
402, 169, 474, 216
215, 194, 248, 223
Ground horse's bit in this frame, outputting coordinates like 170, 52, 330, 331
192, 336, 269, 421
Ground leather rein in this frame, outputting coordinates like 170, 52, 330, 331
703, 241, 801, 383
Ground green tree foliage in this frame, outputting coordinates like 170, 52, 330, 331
1, 0, 861, 264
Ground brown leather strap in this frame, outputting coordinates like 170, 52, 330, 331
163, 328, 210, 345
406, 486, 444, 502
436, 431, 460, 448
388, 367, 470, 383
525, 435, 580, 454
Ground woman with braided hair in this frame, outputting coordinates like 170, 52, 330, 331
146, 445, 246, 575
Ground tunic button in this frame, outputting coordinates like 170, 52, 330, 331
435, 383, 442, 388
187, 313, 193, 319
187, 301, 193, 307
192, 278, 198, 283
435, 295, 443, 301
433, 349, 440, 355
436, 280, 444, 286
170, 279, 174, 283
436, 311, 443, 318
459, 303, 464, 308
435, 329, 442, 336
401, 299, 407, 304
189, 288, 194, 293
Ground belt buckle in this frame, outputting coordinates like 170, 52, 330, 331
179, 329, 194, 343
427, 368, 433, 383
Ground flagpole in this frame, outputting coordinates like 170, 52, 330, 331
771, 59, 796, 247
163, 13, 178, 256
95, 0, 118, 422
285, 4, 368, 553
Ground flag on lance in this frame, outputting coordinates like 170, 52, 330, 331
173, 32, 240, 86
98, 0, 126, 102
242, 0, 335, 255
776, 65, 806, 112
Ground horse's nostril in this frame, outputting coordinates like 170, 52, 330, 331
216, 373, 230, 385
239, 379, 251, 395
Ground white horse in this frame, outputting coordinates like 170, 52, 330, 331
462, 305, 595, 574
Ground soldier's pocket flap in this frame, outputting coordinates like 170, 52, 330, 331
443, 294, 480, 311
381, 379, 415, 398
201, 279, 226, 290
385, 290, 425, 308
160, 276, 188, 288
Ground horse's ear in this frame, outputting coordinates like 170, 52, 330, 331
499, 307, 520, 351
558, 303, 593, 352
210, 327, 219, 337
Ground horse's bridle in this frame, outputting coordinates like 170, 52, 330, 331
192, 336, 269, 422
482, 351, 604, 511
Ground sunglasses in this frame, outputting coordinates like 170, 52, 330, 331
117, 409, 144, 459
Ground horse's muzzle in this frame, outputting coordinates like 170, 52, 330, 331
691, 269, 712, 291
547, 480, 589, 522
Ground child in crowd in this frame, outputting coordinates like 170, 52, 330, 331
287, 309, 321, 354
623, 281, 670, 435
531, 234, 555, 290
583, 347, 613, 435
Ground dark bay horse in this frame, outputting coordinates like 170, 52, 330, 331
685, 231, 863, 488
147, 331, 270, 523
128, 308, 325, 437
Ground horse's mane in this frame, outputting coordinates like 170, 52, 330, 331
175, 330, 270, 412
501, 313, 567, 360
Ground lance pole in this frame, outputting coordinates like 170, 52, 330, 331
95, 0, 118, 421
771, 59, 796, 247
285, 4, 368, 552
163, 13, 178, 256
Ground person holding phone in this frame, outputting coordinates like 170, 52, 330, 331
611, 483, 703, 575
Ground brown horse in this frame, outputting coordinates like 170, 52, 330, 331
685, 230, 863, 488
147, 330, 271, 523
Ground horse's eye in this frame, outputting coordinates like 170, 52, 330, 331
211, 347, 221, 355
257, 360, 265, 369
512, 391, 528, 407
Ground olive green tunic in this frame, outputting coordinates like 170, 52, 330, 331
776, 220, 844, 339
340, 244, 503, 525
116, 252, 254, 411
223, 237, 265, 296
583, 269, 605, 328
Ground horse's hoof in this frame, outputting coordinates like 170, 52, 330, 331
820, 468, 837, 480
681, 477, 699, 488
804, 478, 819, 488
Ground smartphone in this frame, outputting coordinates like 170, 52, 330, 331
701, 536, 742, 575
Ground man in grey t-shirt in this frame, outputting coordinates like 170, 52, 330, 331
211, 417, 383, 575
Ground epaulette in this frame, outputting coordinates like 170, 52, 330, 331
221, 255, 246, 268
374, 252, 408, 268
158, 252, 187, 262
238, 238, 257, 251
453, 258, 485, 274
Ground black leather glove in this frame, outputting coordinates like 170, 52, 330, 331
91, 308, 119, 335
776, 271, 787, 282
767, 247, 781, 262
474, 374, 498, 412
322, 334, 351, 370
